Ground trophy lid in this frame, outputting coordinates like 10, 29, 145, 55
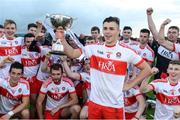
46, 14, 73, 29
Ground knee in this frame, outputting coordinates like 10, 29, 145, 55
80, 111, 88, 119
21, 109, 30, 119
70, 105, 81, 114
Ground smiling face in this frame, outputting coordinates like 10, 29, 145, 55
167, 63, 180, 82
51, 69, 63, 83
122, 29, 132, 40
9, 68, 23, 83
4, 23, 16, 39
167, 28, 179, 43
103, 22, 120, 46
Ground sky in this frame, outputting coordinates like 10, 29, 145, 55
0, 0, 180, 37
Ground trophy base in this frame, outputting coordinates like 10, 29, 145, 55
49, 51, 66, 55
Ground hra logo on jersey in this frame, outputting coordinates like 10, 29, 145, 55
91, 56, 127, 75
5, 47, 19, 55
98, 61, 116, 73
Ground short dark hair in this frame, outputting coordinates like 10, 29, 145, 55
50, 63, 63, 73
169, 60, 180, 65
123, 26, 132, 31
0, 24, 4, 29
91, 26, 100, 33
140, 28, 150, 36
4, 19, 16, 28
103, 16, 120, 27
86, 36, 94, 41
9, 62, 24, 74
27, 23, 37, 30
169, 26, 179, 33
24, 33, 35, 39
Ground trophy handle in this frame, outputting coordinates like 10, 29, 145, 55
66, 29, 84, 48
43, 17, 56, 40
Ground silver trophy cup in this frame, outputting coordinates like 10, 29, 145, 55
46, 14, 73, 55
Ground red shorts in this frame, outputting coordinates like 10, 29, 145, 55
35, 78, 43, 94
45, 109, 63, 120
88, 101, 124, 119
27, 76, 38, 94
125, 112, 136, 119
83, 100, 89, 107
75, 82, 83, 98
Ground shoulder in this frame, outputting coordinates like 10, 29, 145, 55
19, 78, 30, 89
130, 41, 139, 45
146, 45, 155, 54
151, 79, 167, 83
62, 77, 74, 87
118, 42, 137, 53
42, 78, 53, 88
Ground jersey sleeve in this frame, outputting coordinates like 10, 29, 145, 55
149, 81, 159, 92
80, 45, 94, 58
22, 82, 30, 97
174, 43, 180, 53
128, 49, 144, 67
40, 81, 48, 94
79, 72, 90, 83
67, 82, 76, 94
132, 86, 143, 97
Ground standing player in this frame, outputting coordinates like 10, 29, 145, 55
56, 16, 151, 119
0, 19, 23, 78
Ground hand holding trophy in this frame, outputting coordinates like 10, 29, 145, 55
45, 14, 73, 55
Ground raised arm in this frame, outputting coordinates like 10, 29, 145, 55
147, 8, 159, 41
61, 57, 81, 80
140, 67, 158, 93
158, 19, 174, 51
55, 27, 82, 59
41, 53, 51, 73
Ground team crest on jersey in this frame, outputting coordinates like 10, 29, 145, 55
143, 53, 146, 57
15, 41, 18, 44
18, 88, 22, 93
170, 89, 175, 95
106, 52, 112, 58
62, 87, 65, 91
116, 52, 121, 58
29, 53, 34, 59
178, 88, 180, 93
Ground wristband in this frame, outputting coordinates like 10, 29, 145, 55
8, 111, 14, 116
